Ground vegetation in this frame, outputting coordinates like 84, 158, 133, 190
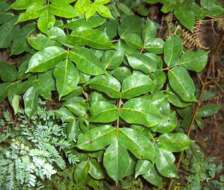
0, 0, 223, 189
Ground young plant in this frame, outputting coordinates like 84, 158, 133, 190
0, 0, 218, 189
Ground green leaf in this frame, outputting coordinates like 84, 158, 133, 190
166, 89, 191, 108
151, 71, 166, 91
117, 2, 134, 15
111, 67, 132, 82
121, 32, 143, 49
198, 104, 223, 118
145, 52, 163, 68
164, 35, 183, 67
47, 26, 66, 40
66, 119, 78, 142
90, 92, 107, 102
0, 83, 10, 102
17, 60, 28, 79
143, 20, 158, 40
10, 0, 31, 10
155, 149, 177, 178
119, 15, 143, 36
168, 66, 196, 102
122, 72, 154, 99
64, 97, 87, 117
102, 41, 124, 70
120, 97, 159, 127
66, 15, 106, 31
151, 111, 177, 134
174, 4, 195, 30
49, 1, 76, 18
55, 107, 74, 122
95, 0, 111, 5
54, 60, 80, 98
36, 71, 55, 100
136, 4, 150, 16
37, 9, 55, 33
27, 46, 66, 73
69, 47, 104, 76
120, 128, 155, 161
23, 86, 38, 117
201, 0, 224, 16
10, 95, 21, 114
77, 125, 115, 151
69, 29, 114, 50
17, 2, 44, 23
103, 138, 131, 183
179, 50, 208, 72
74, 161, 90, 184
10, 23, 35, 55
121, 93, 177, 133
105, 19, 118, 39
158, 133, 191, 152
88, 75, 121, 98
74, 0, 91, 16
0, 2, 10, 11
126, 53, 158, 74
144, 38, 164, 54
0, 17, 17, 48
135, 160, 162, 187
90, 101, 118, 123
0, 12, 14, 24
89, 159, 104, 180
28, 33, 57, 51
0, 61, 17, 82
7, 78, 34, 97
86, 4, 99, 20
143, 20, 164, 54
96, 5, 113, 18
149, 92, 177, 133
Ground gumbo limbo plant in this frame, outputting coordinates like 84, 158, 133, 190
0, 0, 222, 189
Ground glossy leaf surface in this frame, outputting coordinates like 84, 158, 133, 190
27, 46, 66, 72
168, 66, 196, 102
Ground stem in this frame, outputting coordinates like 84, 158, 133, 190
140, 47, 144, 54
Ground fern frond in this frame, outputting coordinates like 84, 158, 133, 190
178, 24, 209, 50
